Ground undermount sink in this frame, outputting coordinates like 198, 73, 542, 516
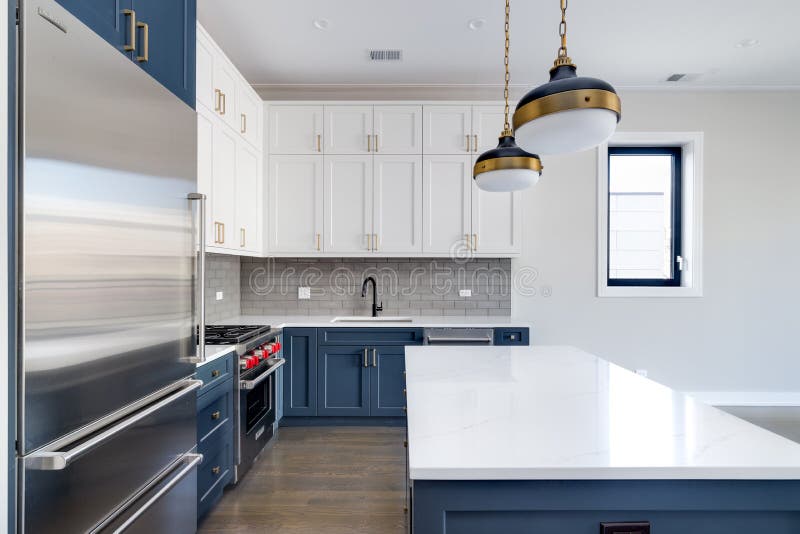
331, 316, 414, 323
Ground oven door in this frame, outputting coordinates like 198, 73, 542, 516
238, 359, 284, 480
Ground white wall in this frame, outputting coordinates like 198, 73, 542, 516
513, 91, 800, 393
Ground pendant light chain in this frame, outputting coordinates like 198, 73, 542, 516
553, 0, 574, 68
502, 0, 512, 136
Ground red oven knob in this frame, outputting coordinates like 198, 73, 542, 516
274, 342, 281, 353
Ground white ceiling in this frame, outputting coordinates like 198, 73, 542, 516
197, 0, 800, 90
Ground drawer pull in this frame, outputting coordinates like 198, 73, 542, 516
211, 411, 221, 420
211, 466, 221, 475
211, 369, 220, 378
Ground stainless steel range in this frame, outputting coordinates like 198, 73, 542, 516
205, 325, 285, 483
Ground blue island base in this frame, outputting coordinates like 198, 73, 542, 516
411, 479, 800, 534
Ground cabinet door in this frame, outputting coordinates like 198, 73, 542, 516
211, 121, 237, 249
268, 105, 323, 155
471, 182, 522, 254
324, 106, 373, 154
130, 0, 195, 107
323, 155, 373, 254
423, 105, 472, 155
282, 329, 318, 417
54, 0, 133, 55
196, 108, 215, 248
213, 61, 238, 131
373, 156, 422, 254
237, 84, 262, 149
195, 25, 215, 111
235, 141, 260, 253
317, 346, 370, 416
374, 106, 422, 154
268, 156, 323, 253
471, 105, 506, 154
369, 346, 406, 416
422, 156, 472, 254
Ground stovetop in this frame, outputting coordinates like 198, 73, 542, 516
203, 325, 272, 345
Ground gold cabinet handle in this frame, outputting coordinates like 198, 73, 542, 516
372, 348, 377, 368
211, 369, 220, 378
241, 113, 247, 134
214, 89, 221, 112
316, 134, 322, 152
316, 233, 321, 251
367, 134, 372, 152
472, 233, 478, 251
240, 228, 245, 248
375, 134, 379, 152
135, 21, 149, 62
464, 233, 471, 251
220, 92, 226, 115
220, 222, 225, 243
211, 466, 221, 476
473, 134, 478, 153
211, 411, 221, 420
363, 347, 369, 368
122, 9, 136, 51
465, 134, 470, 152
366, 233, 372, 251
373, 233, 378, 251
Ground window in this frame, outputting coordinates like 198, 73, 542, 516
607, 146, 682, 287
597, 132, 703, 298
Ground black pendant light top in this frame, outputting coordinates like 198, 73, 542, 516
515, 65, 618, 110
475, 135, 540, 167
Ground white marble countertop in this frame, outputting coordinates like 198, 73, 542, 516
405, 345, 800, 480
196, 345, 236, 367
216, 314, 531, 329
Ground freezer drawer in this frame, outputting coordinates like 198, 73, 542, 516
21, 380, 200, 534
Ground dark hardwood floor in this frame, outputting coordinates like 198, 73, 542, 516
199, 426, 408, 534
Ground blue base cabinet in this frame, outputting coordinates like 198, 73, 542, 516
196, 353, 234, 522
283, 328, 318, 416
370, 346, 407, 416
54, 0, 195, 107
317, 346, 371, 416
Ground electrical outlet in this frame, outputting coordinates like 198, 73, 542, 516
600, 522, 650, 534
215, 291, 223, 301
298, 287, 311, 300
635, 369, 648, 378
459, 289, 472, 297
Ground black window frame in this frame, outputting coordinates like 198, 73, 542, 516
607, 146, 682, 287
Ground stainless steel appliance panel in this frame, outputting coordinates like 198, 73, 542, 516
21, 381, 198, 534
20, 0, 198, 452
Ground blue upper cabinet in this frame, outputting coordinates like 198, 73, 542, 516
54, 0, 196, 107
130, 0, 196, 107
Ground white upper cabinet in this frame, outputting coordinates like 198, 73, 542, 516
196, 108, 215, 243
471, 183, 522, 255
237, 85, 262, 149
423, 106, 472, 154
235, 142, 260, 252
422, 155, 472, 254
323, 155, 374, 253
269, 156, 323, 253
373, 156, 422, 253
268, 105, 323, 155
373, 106, 422, 154
195, 31, 215, 112
472, 105, 506, 154
324, 106, 373, 154
213, 61, 238, 132
211, 122, 238, 248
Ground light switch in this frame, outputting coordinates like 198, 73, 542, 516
215, 291, 223, 301
459, 289, 472, 297
298, 287, 311, 300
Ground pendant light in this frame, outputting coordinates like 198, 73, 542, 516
473, 0, 542, 193
513, 0, 621, 155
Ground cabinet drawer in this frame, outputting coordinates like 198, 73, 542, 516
197, 382, 232, 444
197, 352, 234, 396
494, 327, 530, 346
198, 432, 232, 503
318, 328, 424, 346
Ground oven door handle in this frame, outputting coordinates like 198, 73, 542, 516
240, 359, 285, 390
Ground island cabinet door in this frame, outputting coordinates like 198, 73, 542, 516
369, 346, 407, 416
317, 346, 370, 416
282, 328, 318, 416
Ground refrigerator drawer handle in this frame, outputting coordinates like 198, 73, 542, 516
109, 453, 203, 534
239, 358, 285, 390
26, 380, 203, 471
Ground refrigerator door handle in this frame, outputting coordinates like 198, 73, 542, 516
105, 453, 203, 534
26, 380, 203, 471
188, 193, 206, 363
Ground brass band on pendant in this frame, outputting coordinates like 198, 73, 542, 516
473, 156, 542, 177
513, 88, 621, 129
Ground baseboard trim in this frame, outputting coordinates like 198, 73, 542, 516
279, 416, 407, 427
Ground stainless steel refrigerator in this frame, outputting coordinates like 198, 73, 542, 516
17, 1, 204, 532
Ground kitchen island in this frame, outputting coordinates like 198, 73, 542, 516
405, 345, 800, 533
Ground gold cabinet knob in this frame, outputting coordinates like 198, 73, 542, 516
211, 411, 221, 420
211, 466, 221, 475
211, 369, 220, 378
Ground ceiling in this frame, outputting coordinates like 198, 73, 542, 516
197, 0, 800, 91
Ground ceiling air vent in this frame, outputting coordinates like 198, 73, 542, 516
665, 73, 702, 82
666, 73, 686, 82
369, 49, 403, 62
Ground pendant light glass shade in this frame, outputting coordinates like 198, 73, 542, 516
513, 64, 620, 155
474, 135, 541, 192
